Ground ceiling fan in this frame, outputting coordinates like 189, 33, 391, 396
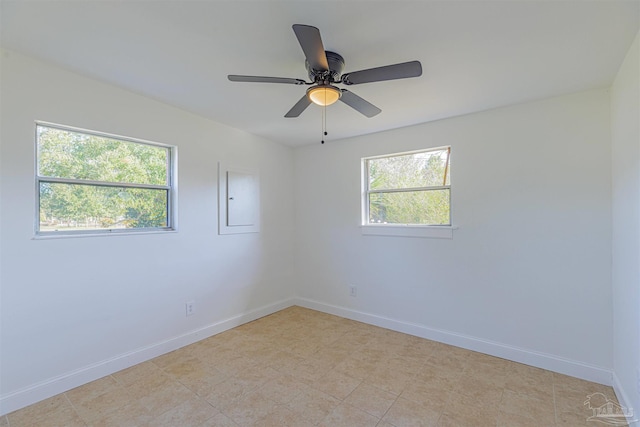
228, 24, 423, 118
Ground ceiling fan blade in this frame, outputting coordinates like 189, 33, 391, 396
292, 24, 329, 72
341, 61, 422, 85
339, 90, 381, 118
228, 75, 306, 85
285, 94, 312, 118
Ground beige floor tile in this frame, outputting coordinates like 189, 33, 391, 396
429, 343, 470, 364
70, 384, 133, 423
151, 348, 194, 369
125, 370, 174, 399
258, 375, 311, 405
466, 363, 510, 388
233, 365, 280, 389
287, 338, 324, 358
453, 375, 504, 403
329, 336, 367, 353
258, 403, 314, 427
87, 400, 153, 427
313, 369, 362, 400
496, 409, 553, 427
143, 395, 217, 427
286, 357, 334, 385
554, 382, 609, 414
556, 409, 591, 426
228, 337, 270, 357
425, 359, 466, 377
12, 406, 86, 427
365, 366, 414, 396
413, 366, 461, 395
333, 356, 378, 380
463, 353, 509, 382
344, 382, 397, 419
382, 397, 440, 427
438, 391, 500, 427
161, 355, 210, 378
314, 331, 349, 347
111, 361, 163, 387
196, 345, 241, 369
401, 381, 451, 413
553, 373, 611, 395
8, 395, 86, 427
199, 411, 239, 426
465, 351, 509, 368
555, 385, 629, 427
186, 341, 223, 361
351, 346, 389, 365
265, 333, 300, 349
204, 375, 259, 410
215, 355, 259, 376
136, 379, 196, 414
7, 307, 626, 427
380, 355, 425, 378
209, 330, 248, 348
396, 335, 438, 357
437, 410, 499, 427
420, 359, 463, 382
338, 329, 377, 346
260, 349, 306, 373
505, 362, 554, 402
66, 376, 121, 405
175, 365, 230, 397
238, 341, 280, 363
499, 389, 556, 426
287, 387, 341, 424
7, 394, 72, 425
310, 346, 353, 366
222, 390, 277, 426
317, 402, 380, 427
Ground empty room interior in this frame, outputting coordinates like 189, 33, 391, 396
1, 1, 639, 426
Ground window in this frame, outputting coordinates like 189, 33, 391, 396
363, 147, 451, 226
36, 123, 175, 235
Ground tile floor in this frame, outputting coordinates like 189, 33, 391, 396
2, 306, 627, 427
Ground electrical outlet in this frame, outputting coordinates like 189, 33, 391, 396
186, 301, 195, 316
349, 286, 357, 297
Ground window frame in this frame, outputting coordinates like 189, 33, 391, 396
34, 121, 177, 237
361, 146, 453, 238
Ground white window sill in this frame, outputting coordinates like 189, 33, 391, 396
360, 224, 457, 239
33, 229, 177, 240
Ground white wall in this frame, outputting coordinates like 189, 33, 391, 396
294, 89, 613, 383
0, 50, 295, 413
611, 31, 640, 420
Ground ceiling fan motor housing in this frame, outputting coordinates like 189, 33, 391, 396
306, 51, 345, 82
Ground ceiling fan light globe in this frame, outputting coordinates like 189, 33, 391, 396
307, 86, 341, 106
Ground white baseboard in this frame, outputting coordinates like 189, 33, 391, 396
2, 297, 615, 417
294, 297, 613, 386
613, 372, 639, 426
0, 298, 295, 416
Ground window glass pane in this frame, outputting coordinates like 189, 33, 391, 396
369, 149, 450, 190
37, 125, 168, 185
39, 182, 168, 231
369, 189, 450, 225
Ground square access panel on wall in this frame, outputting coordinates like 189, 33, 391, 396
218, 162, 260, 234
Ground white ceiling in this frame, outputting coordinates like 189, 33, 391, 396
1, 1, 638, 147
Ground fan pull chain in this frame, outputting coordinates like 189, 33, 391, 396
321, 104, 327, 144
